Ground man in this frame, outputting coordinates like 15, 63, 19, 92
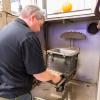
0, 5, 62, 100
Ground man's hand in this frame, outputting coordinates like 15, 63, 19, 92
48, 73, 68, 92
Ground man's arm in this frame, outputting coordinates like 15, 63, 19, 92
33, 68, 61, 84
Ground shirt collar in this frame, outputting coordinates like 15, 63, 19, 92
15, 18, 29, 27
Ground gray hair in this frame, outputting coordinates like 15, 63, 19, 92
20, 5, 44, 20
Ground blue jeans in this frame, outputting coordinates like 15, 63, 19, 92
0, 93, 32, 100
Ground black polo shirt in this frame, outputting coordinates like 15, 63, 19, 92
0, 18, 46, 98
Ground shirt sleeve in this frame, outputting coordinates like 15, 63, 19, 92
21, 35, 47, 75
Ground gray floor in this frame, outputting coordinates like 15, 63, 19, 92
31, 80, 97, 100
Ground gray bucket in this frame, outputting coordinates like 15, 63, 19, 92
47, 48, 79, 76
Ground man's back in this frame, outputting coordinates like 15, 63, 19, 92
0, 18, 34, 98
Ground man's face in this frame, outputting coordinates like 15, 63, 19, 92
30, 16, 44, 32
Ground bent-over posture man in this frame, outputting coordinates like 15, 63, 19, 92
0, 5, 62, 100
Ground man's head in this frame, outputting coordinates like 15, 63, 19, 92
19, 5, 45, 32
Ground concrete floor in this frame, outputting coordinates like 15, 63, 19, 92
31, 80, 97, 100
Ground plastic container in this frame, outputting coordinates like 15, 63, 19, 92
47, 48, 79, 76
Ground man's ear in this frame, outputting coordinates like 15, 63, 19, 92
30, 14, 36, 22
